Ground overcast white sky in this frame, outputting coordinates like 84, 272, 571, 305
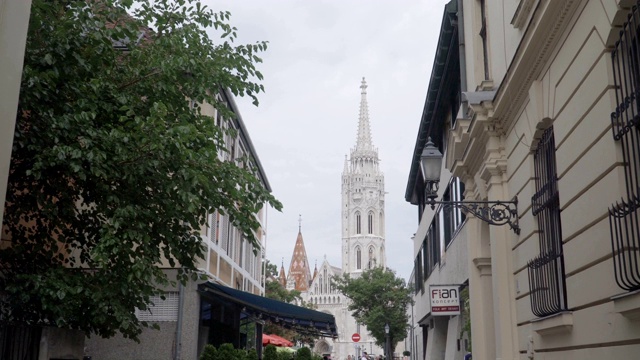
205, 0, 451, 281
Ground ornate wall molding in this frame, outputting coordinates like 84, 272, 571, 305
493, 0, 583, 130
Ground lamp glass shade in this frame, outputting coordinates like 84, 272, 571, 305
420, 138, 443, 182
384, 323, 389, 333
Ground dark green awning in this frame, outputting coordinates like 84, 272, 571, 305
198, 281, 338, 338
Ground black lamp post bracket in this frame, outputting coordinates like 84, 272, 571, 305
427, 196, 520, 235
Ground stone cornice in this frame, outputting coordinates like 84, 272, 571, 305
493, 0, 583, 129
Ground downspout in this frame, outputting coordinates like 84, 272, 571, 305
174, 280, 185, 360
457, 0, 468, 94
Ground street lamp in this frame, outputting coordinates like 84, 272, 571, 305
384, 323, 390, 360
420, 137, 521, 235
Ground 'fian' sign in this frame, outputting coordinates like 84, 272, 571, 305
429, 285, 461, 316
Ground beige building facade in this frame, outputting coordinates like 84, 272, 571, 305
407, 0, 640, 359
86, 88, 271, 360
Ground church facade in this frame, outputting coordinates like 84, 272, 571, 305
280, 79, 386, 359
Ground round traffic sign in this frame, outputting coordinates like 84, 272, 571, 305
352, 333, 361, 342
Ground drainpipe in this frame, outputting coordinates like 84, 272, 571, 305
457, 0, 468, 96
174, 281, 185, 360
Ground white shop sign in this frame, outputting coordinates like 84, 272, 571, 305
429, 285, 461, 316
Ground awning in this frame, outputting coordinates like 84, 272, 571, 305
198, 281, 338, 338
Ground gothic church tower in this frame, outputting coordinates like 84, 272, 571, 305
281, 79, 386, 359
341, 78, 386, 274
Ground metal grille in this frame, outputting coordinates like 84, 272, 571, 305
135, 293, 179, 322
527, 250, 565, 317
609, 2, 640, 291
0, 324, 41, 360
527, 127, 568, 317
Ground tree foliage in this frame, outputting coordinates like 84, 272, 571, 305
0, 0, 281, 340
333, 267, 413, 353
264, 259, 279, 279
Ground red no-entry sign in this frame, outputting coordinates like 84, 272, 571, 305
352, 333, 361, 342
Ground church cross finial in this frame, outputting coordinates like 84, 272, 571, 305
298, 214, 302, 232
360, 77, 367, 94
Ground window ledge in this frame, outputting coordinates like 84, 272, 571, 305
531, 311, 573, 336
612, 289, 640, 320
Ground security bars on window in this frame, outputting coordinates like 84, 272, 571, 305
609, 2, 640, 291
527, 127, 568, 317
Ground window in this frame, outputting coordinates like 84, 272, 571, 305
356, 246, 362, 269
414, 254, 423, 294
527, 127, 567, 317
368, 246, 374, 269
212, 211, 219, 244
356, 212, 361, 234
368, 212, 374, 234
413, 256, 422, 294
609, 5, 640, 291
441, 178, 466, 249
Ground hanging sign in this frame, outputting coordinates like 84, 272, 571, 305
429, 284, 461, 316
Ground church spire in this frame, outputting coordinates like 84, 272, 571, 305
356, 77, 373, 152
286, 217, 312, 291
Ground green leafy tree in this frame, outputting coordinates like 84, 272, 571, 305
0, 0, 281, 340
264, 259, 279, 280
333, 267, 413, 354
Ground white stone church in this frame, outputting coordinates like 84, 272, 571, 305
278, 79, 386, 360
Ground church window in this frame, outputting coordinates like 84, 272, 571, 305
356, 246, 362, 269
368, 246, 374, 269
356, 212, 361, 234
368, 211, 374, 234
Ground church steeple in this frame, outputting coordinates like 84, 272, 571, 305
286, 216, 312, 291
341, 79, 386, 273
356, 77, 373, 152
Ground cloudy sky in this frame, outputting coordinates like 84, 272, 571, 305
206, 0, 451, 281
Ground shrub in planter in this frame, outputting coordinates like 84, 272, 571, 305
200, 344, 217, 360
264, 345, 279, 360
296, 347, 312, 360
247, 349, 259, 360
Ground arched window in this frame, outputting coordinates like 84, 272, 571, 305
368, 212, 374, 234
368, 246, 375, 269
356, 246, 362, 269
356, 212, 361, 234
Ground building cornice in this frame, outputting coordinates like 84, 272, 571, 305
493, 0, 583, 130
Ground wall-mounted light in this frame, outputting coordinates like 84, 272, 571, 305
420, 137, 520, 235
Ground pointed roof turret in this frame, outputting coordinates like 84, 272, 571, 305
312, 260, 318, 281
355, 77, 373, 152
279, 259, 287, 288
286, 216, 312, 291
